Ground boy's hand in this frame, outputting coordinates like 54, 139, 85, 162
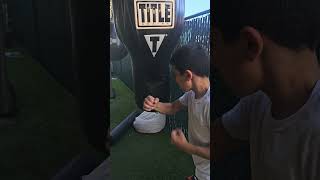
171, 128, 210, 159
171, 129, 189, 151
143, 95, 159, 111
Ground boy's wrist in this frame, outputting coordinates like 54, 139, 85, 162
154, 102, 160, 112
177, 142, 195, 155
184, 143, 210, 159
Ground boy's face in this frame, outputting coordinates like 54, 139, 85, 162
213, 27, 263, 97
172, 66, 192, 92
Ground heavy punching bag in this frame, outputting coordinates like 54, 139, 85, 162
112, 0, 185, 109
0, 0, 16, 117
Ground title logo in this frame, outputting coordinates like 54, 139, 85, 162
134, 0, 175, 29
144, 34, 167, 57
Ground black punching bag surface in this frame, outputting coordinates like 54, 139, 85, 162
112, 0, 185, 109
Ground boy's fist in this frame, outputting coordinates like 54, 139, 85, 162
143, 95, 159, 111
171, 129, 188, 150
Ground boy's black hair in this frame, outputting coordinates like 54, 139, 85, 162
170, 43, 210, 77
213, 0, 320, 50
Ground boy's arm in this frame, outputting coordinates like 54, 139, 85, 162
171, 129, 210, 160
154, 100, 186, 115
144, 93, 189, 115
184, 118, 248, 161
183, 143, 210, 160
171, 118, 248, 161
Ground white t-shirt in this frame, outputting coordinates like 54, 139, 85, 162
179, 87, 210, 180
222, 81, 320, 180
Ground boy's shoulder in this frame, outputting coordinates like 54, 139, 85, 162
299, 90, 320, 139
306, 85, 320, 131
239, 90, 270, 110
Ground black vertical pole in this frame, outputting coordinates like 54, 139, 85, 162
0, 0, 16, 117
68, 0, 109, 155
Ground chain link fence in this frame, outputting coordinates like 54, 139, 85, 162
179, 10, 210, 52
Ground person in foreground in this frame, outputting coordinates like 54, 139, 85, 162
212, 0, 320, 179
143, 43, 210, 180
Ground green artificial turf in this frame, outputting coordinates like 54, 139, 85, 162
110, 78, 137, 129
0, 50, 91, 179
110, 78, 194, 180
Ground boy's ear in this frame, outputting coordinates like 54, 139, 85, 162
240, 26, 264, 61
184, 70, 193, 80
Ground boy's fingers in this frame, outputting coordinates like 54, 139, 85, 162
143, 102, 153, 111
172, 128, 182, 134
143, 96, 159, 111
173, 129, 184, 138
145, 100, 155, 107
176, 131, 181, 136
144, 105, 152, 111
171, 130, 177, 138
146, 95, 155, 102
143, 97, 150, 104
154, 98, 159, 104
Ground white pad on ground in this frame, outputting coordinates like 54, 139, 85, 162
133, 111, 166, 133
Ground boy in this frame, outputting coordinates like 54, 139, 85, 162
143, 44, 210, 180
213, 0, 320, 179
